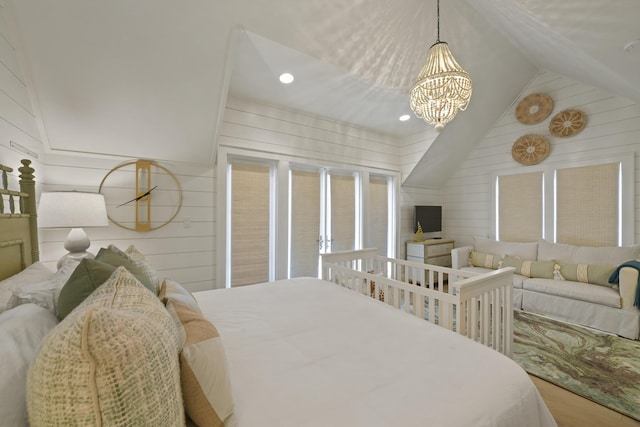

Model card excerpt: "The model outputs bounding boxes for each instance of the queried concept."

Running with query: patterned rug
[512,310,640,421]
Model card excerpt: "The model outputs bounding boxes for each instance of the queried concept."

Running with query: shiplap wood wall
[0,0,45,215]
[442,70,640,247]
[219,96,441,268]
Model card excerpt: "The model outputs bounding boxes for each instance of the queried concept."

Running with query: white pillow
[0,303,59,427]
[7,259,80,313]
[0,263,53,313]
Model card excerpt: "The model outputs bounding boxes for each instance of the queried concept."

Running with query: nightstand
[406,239,455,267]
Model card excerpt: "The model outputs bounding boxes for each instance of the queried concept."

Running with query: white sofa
[452,237,640,339]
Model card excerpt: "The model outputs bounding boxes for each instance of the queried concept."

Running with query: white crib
[321,248,515,357]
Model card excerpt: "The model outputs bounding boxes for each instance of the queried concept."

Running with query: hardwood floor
[530,375,640,427]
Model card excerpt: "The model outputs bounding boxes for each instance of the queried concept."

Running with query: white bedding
[195,277,556,427]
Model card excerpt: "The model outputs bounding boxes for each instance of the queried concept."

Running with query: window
[497,172,543,242]
[228,161,272,286]
[555,163,618,246]
[369,174,391,255]
[494,158,631,246]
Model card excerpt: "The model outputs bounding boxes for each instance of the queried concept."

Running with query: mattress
[195,277,556,427]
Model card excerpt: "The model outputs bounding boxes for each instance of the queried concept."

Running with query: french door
[289,168,359,277]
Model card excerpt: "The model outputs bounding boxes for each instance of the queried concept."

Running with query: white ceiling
[8,0,640,187]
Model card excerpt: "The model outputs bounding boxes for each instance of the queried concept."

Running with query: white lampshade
[38,191,109,268]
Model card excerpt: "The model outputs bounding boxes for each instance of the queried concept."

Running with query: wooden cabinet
[406,239,455,267]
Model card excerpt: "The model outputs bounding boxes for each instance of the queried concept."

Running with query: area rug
[512,311,640,421]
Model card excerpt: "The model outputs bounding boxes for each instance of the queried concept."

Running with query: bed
[0,158,557,427]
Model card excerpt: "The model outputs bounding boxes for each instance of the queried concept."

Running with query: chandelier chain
[436,0,440,43]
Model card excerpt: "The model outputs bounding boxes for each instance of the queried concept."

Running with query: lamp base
[57,228,95,269]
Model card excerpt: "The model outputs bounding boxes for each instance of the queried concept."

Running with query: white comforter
[195,277,556,427]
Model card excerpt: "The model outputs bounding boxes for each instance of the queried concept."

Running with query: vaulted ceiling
[9,0,640,188]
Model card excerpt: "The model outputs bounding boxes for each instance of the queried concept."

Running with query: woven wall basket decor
[549,108,587,137]
[515,93,553,125]
[512,134,550,166]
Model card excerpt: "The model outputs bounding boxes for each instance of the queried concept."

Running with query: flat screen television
[413,205,442,233]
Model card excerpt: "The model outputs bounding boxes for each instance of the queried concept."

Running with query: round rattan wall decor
[512,134,550,166]
[515,93,553,125]
[549,108,586,137]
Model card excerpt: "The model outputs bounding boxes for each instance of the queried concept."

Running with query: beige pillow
[474,237,538,260]
[554,262,616,287]
[160,279,202,314]
[74,266,184,352]
[503,255,555,279]
[27,306,184,426]
[166,299,235,427]
[469,252,502,269]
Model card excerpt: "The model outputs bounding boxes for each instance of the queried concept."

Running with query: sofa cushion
[523,278,621,308]
[554,262,616,287]
[470,252,502,269]
[537,239,640,266]
[503,255,555,279]
[474,237,538,260]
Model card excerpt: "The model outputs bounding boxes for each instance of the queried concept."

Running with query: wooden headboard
[0,159,39,281]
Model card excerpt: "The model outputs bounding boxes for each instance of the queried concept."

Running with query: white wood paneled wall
[39,154,215,291]
[218,96,439,283]
[0,0,45,213]
[442,70,640,247]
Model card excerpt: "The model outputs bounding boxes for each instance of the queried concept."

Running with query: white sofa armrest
[619,266,639,309]
[451,246,473,270]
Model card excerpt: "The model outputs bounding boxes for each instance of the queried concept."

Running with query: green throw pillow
[555,262,616,287]
[56,258,116,320]
[503,255,555,279]
[470,251,502,269]
[95,246,156,294]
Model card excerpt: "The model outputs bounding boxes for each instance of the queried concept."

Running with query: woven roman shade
[290,169,321,277]
[556,163,618,246]
[369,175,389,256]
[498,172,543,242]
[329,173,356,252]
[230,162,270,286]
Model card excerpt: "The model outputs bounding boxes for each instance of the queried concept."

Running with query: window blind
[329,173,355,252]
[556,163,618,246]
[369,175,389,255]
[230,162,270,286]
[290,169,321,277]
[498,172,543,242]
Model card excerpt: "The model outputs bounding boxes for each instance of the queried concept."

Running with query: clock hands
[116,185,158,208]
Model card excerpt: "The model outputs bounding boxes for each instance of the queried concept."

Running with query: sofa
[452,237,640,339]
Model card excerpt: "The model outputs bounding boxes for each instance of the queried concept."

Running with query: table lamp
[38,191,109,268]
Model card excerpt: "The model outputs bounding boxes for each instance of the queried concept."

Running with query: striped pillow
[166,299,235,427]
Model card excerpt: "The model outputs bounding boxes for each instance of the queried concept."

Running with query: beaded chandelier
[409,0,472,131]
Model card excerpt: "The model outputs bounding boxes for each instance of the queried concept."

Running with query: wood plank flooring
[530,375,640,427]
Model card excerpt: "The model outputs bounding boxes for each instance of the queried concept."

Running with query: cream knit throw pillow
[27,267,185,426]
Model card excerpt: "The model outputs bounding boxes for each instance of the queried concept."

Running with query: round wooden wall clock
[99,159,182,231]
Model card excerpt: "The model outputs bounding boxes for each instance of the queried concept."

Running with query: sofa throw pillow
[503,255,555,279]
[538,239,640,266]
[27,306,184,427]
[554,262,617,287]
[469,252,502,269]
[95,246,157,294]
[165,299,235,427]
[56,258,117,320]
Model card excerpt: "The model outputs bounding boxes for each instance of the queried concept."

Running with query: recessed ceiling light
[279,73,294,84]
[399,114,411,121]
